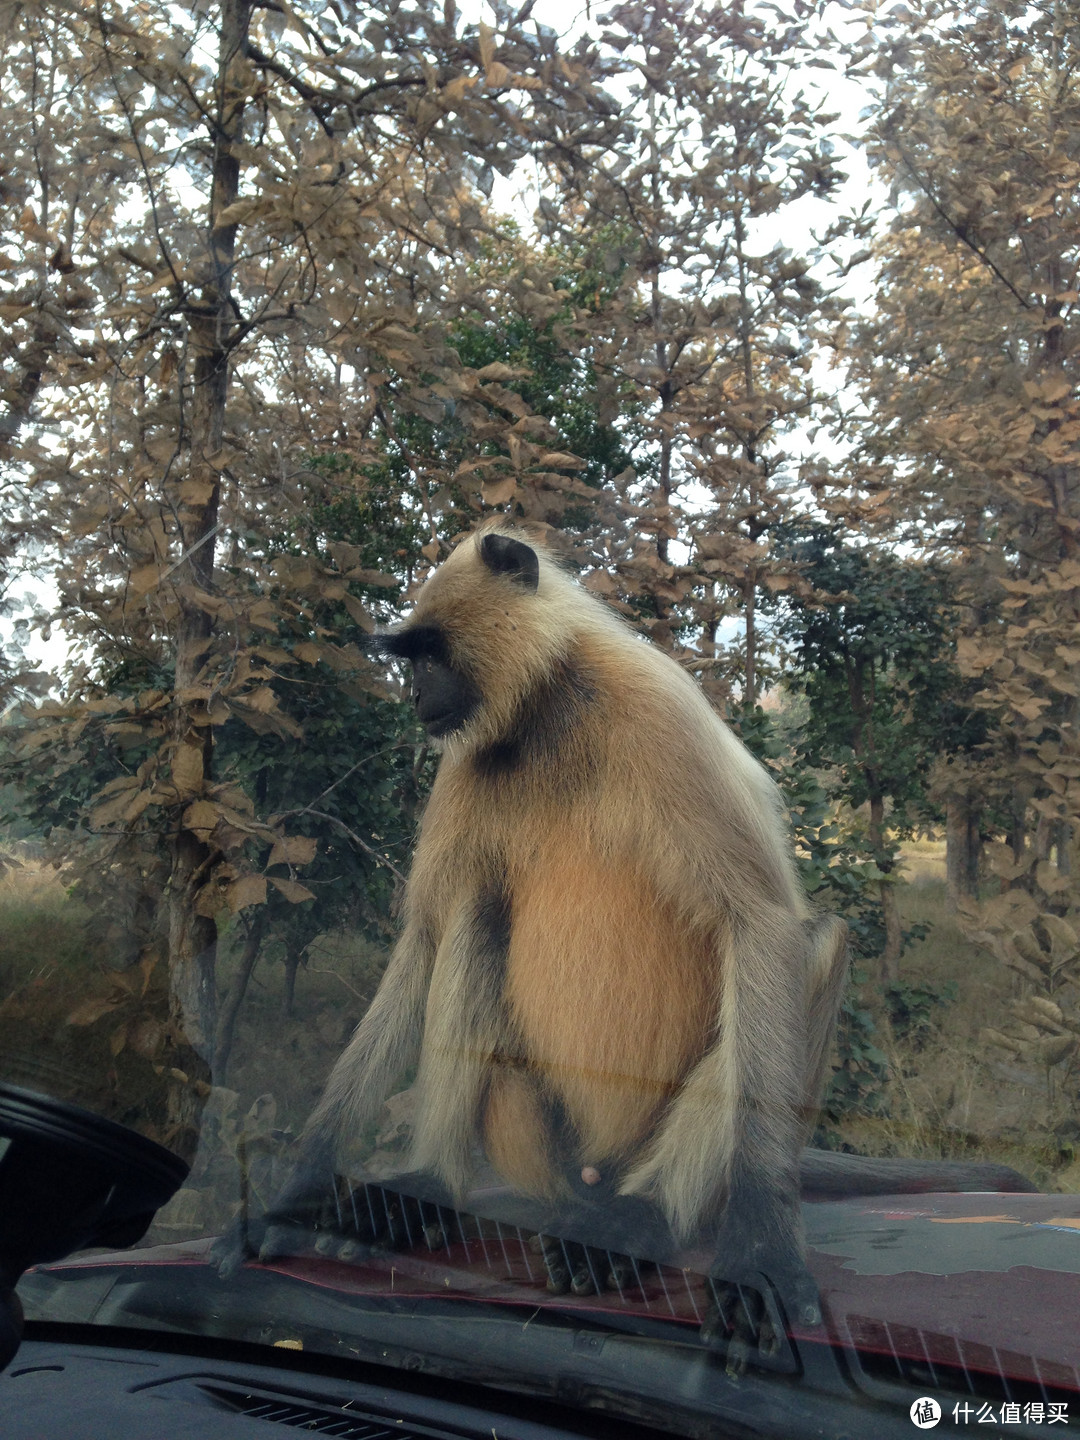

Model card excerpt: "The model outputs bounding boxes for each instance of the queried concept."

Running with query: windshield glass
[3,0,1080,1436]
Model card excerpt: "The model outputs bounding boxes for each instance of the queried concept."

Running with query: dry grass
[2,840,1074,1200]
[218,926,388,1137]
[893,833,949,887]
[832,838,1074,1191]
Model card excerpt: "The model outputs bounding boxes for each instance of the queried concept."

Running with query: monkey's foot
[531,1192,675,1297]
[212,1173,452,1278]
[703,1247,823,1376]
[535,1234,655,1297]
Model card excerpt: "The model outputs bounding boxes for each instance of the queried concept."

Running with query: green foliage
[231,456,433,948]
[0,458,432,998]
[451,303,635,506]
[734,704,897,1130]
[760,523,989,974]
[732,703,889,956]
[770,522,977,818]
[382,226,640,532]
[818,975,892,1141]
[885,978,958,1052]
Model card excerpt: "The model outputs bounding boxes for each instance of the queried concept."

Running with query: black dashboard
[3,1330,686,1440]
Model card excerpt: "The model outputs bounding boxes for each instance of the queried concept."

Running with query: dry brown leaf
[171,742,204,798]
[130,564,161,595]
[341,592,375,631]
[269,875,316,904]
[481,476,517,506]
[183,799,221,838]
[225,873,267,914]
[67,996,122,1027]
[268,835,317,868]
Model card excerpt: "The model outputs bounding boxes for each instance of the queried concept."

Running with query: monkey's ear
[479,533,539,592]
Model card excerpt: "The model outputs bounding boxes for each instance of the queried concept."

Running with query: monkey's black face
[380,624,481,738]
[409,655,480,737]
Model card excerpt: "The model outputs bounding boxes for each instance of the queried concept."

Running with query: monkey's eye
[379,624,449,664]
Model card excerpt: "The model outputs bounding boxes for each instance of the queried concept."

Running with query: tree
[773,524,964,980]
[527,0,848,696]
[0,0,622,1140]
[848,0,1080,974]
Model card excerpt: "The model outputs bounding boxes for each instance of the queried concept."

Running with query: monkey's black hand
[536,1233,656,1296]
[536,1192,675,1297]
[213,1169,452,1278]
[212,1160,341,1278]
[702,1209,823,1375]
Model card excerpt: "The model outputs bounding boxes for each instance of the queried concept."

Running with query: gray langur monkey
[220,520,853,1324]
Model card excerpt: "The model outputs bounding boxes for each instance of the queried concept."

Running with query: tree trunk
[744,576,757,706]
[733,208,760,708]
[165,0,252,1099]
[869,792,902,983]
[214,911,266,1079]
[1008,801,1028,879]
[879,879,903,985]
[946,793,981,911]
[965,805,982,897]
[283,946,301,1018]
[1054,820,1072,878]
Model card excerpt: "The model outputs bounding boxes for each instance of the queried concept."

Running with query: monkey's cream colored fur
[306,522,847,1247]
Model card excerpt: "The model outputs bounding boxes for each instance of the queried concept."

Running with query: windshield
[2,0,1080,1437]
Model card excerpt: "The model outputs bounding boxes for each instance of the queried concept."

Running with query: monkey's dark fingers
[536,1237,648,1297]
[318,1183,463,1261]
[538,1235,580,1294]
[354,1185,428,1252]
[569,1244,612,1296]
[256,1188,391,1264]
[327,1173,456,1257]
[259,1218,320,1264]
[701,1251,824,1372]
[726,1252,822,1331]
[778,1264,823,1330]
[537,1236,602,1294]
[211,1216,258,1280]
[262,1173,367,1262]
[703,1278,772,1376]
[604,1252,651,1292]
[213,1169,368,1273]
[213,1192,337,1273]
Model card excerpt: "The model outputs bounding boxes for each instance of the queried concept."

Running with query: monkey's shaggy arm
[214,912,437,1277]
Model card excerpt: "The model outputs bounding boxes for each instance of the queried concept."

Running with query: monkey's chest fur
[507,833,714,1165]
[417,762,715,1190]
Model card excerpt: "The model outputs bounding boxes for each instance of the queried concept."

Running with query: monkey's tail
[800,1148,1037,1197]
